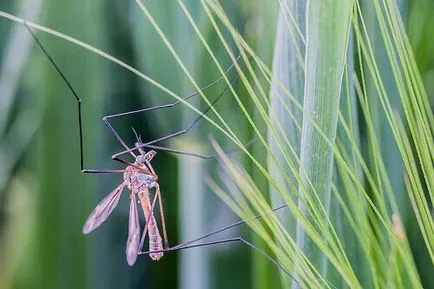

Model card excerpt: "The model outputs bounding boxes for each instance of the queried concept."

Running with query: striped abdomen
[138,189,163,261]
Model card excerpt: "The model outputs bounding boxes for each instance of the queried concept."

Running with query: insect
[23,22,254,265]
[82,135,167,265]
[19,19,311,286]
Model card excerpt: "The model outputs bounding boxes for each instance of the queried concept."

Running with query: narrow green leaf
[294,0,352,287]
[268,0,305,288]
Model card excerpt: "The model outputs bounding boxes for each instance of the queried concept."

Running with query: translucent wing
[126,192,140,266]
[82,182,126,234]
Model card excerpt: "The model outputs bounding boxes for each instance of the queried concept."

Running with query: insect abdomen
[138,189,163,261]
[148,216,164,260]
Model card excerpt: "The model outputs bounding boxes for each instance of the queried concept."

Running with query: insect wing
[126,192,141,266]
[82,182,126,234]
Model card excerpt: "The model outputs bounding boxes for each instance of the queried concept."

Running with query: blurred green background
[0,0,433,289]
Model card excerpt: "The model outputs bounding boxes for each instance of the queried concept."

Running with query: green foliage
[0,0,433,288]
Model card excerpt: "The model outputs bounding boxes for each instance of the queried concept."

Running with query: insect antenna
[131,127,142,143]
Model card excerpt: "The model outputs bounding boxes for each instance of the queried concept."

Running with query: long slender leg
[27,22,251,170]
[102,55,240,163]
[24,23,137,174]
[139,235,336,289]
[139,236,301,286]
[102,70,234,161]
[137,204,289,268]
[112,71,239,160]
[83,169,138,174]
[136,204,342,289]
[137,202,334,288]
[171,204,288,250]
[26,23,243,174]
[102,54,239,125]
[132,137,259,160]
[111,76,263,161]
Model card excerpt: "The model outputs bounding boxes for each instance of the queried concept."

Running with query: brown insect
[82,137,168,265]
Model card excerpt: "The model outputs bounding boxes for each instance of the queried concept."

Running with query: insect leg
[138,202,336,288]
[102,55,239,158]
[111,74,261,160]
[111,61,241,160]
[25,23,248,169]
[23,23,138,174]
[138,204,289,268]
[124,139,259,160]
[140,236,300,285]
[171,204,288,250]
[141,236,339,289]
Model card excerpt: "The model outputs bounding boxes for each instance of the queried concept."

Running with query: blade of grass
[293,0,352,287]
[267,0,305,288]
[353,0,430,286]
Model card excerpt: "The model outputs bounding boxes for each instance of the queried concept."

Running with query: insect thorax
[123,162,155,190]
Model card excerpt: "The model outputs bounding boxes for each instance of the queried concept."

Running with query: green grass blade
[332,31,372,287]
[293,0,352,287]
[268,0,305,287]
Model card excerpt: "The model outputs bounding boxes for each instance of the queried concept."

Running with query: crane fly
[16,19,316,287]
[82,137,168,265]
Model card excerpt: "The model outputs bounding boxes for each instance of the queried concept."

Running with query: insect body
[83,142,168,266]
[123,147,164,262]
